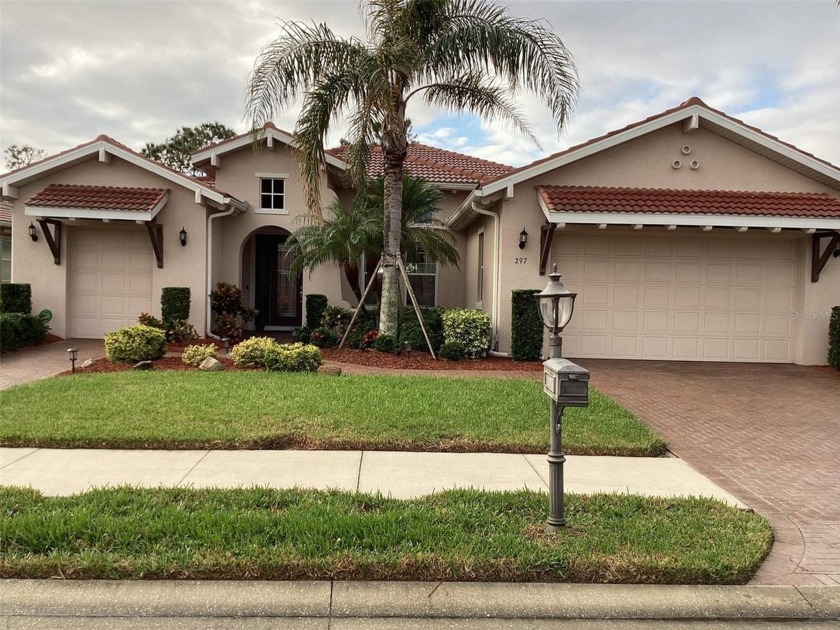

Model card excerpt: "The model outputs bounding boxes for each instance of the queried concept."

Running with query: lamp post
[222,337,232,354]
[67,348,78,374]
[535,264,577,531]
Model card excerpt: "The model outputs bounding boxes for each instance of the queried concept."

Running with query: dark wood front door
[255,234,302,327]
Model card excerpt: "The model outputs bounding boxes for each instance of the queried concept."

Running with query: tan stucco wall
[483,122,840,360]
[9,155,209,337]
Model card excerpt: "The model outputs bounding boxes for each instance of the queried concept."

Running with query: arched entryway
[241,227,302,329]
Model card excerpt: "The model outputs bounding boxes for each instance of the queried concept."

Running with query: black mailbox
[543,358,589,407]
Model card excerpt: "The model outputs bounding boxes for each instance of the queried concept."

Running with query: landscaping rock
[133,361,154,370]
[81,358,95,368]
[317,364,342,376]
[199,357,225,372]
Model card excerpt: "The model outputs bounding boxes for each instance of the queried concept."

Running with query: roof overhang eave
[544,210,840,231]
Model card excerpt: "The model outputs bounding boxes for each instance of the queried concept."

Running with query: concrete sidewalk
[1,447,743,505]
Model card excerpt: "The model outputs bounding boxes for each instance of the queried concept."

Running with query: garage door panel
[69,229,153,339]
[552,233,799,362]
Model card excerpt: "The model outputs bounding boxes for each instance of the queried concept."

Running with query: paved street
[579,360,840,587]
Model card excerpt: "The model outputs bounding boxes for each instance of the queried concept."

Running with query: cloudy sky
[1,0,839,170]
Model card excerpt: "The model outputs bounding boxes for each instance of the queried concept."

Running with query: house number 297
[514,257,527,264]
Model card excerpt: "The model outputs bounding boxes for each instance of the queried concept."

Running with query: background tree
[4,144,46,170]
[287,175,459,306]
[246,0,578,337]
[142,122,236,175]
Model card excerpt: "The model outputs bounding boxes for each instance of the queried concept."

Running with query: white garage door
[552,232,800,362]
[69,229,153,338]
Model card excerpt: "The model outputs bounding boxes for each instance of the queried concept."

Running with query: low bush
[264,343,323,372]
[372,333,396,353]
[0,313,48,353]
[401,306,444,351]
[439,340,466,361]
[230,337,279,368]
[829,306,840,369]
[210,282,254,342]
[442,308,491,359]
[0,283,32,314]
[166,320,198,344]
[399,323,431,353]
[309,327,338,348]
[138,311,164,329]
[511,290,543,361]
[104,325,166,363]
[305,294,329,329]
[161,287,191,324]
[293,326,312,344]
[322,305,352,334]
[181,344,219,367]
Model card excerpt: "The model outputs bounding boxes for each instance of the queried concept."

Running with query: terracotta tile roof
[26,184,169,212]
[0,201,11,224]
[484,97,840,187]
[326,143,513,185]
[537,186,840,219]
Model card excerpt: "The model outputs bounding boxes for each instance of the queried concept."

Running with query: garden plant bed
[0,486,772,584]
[321,348,543,371]
[0,372,666,455]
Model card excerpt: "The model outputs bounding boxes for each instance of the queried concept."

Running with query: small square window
[259,178,285,211]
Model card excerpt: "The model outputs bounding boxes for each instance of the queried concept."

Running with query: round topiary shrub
[230,336,280,368]
[181,343,219,367]
[442,308,491,359]
[104,324,166,363]
[264,343,324,372]
[439,340,466,361]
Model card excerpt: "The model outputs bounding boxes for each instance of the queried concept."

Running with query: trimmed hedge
[0,313,48,353]
[104,325,166,363]
[510,290,543,361]
[442,308,491,359]
[161,287,190,323]
[230,337,278,368]
[264,343,323,372]
[0,283,32,314]
[181,344,219,367]
[829,306,840,370]
[305,294,329,329]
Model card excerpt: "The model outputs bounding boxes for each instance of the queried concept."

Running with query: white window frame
[476,227,485,306]
[256,173,289,215]
[359,251,439,308]
[404,248,438,308]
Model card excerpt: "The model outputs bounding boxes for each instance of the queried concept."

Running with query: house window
[259,178,285,212]
[477,229,485,303]
[405,248,436,308]
[0,227,11,284]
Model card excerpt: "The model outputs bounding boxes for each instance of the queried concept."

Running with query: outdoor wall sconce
[519,228,528,249]
[179,227,188,247]
[28,222,38,242]
[67,348,78,374]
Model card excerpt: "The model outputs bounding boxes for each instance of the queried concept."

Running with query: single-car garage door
[553,231,800,362]
[69,228,153,338]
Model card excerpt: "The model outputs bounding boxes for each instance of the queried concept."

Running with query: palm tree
[246,0,578,337]
[287,174,459,307]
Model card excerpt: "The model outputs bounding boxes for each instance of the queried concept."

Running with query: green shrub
[264,343,324,372]
[305,294,329,329]
[138,311,164,329]
[401,306,444,351]
[309,327,338,348]
[372,333,396,353]
[399,323,431,353]
[322,305,352,333]
[210,282,255,341]
[166,320,198,343]
[0,283,32,314]
[439,340,466,361]
[181,344,219,367]
[510,290,543,361]
[230,337,279,368]
[829,306,840,370]
[293,326,312,344]
[161,287,191,323]
[442,308,491,359]
[0,313,48,353]
[104,325,166,363]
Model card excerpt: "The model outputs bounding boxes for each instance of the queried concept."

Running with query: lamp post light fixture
[222,337,232,354]
[28,222,39,242]
[535,264,582,532]
[179,227,188,247]
[519,228,528,249]
[67,348,78,374]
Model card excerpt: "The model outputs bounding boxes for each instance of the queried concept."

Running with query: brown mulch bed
[320,348,542,371]
[61,356,250,376]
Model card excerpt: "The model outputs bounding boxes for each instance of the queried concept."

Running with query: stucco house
[1,97,838,364]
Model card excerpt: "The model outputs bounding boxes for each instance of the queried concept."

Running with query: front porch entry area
[241,228,302,330]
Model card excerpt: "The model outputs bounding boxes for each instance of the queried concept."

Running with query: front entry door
[255,234,302,327]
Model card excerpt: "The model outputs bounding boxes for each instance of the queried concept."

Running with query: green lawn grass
[0,372,665,455]
[0,486,771,584]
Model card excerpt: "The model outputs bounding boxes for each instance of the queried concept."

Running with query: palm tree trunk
[379,116,408,339]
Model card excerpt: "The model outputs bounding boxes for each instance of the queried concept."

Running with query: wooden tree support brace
[340,258,381,350]
[811,230,839,283]
[36,219,62,265]
[539,223,556,276]
[146,221,164,269]
[397,256,437,359]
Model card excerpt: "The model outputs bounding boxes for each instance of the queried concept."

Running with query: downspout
[471,201,502,352]
[206,206,237,340]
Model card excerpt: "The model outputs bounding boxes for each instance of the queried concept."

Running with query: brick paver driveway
[0,339,105,390]
[579,359,840,586]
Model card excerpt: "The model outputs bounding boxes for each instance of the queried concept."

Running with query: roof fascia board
[25,205,155,221]
[546,211,840,231]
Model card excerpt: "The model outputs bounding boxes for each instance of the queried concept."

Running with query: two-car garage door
[69,229,153,338]
[553,232,800,362]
